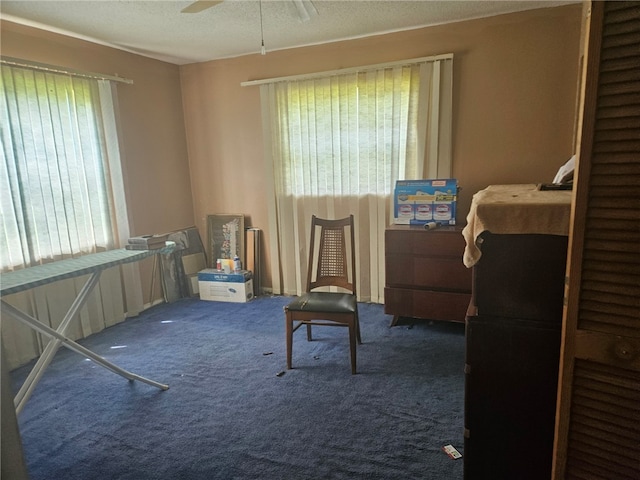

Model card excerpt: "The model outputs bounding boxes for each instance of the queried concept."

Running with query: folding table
[1,243,175,414]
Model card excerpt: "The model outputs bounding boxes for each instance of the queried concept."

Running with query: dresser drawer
[385,227,465,257]
[472,232,568,322]
[384,287,470,323]
[386,255,471,291]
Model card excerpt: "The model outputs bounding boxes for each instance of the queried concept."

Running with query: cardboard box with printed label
[198,269,254,303]
[394,179,458,226]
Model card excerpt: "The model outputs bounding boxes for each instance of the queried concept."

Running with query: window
[259,56,453,301]
[1,65,117,271]
[0,62,144,370]
[277,68,419,197]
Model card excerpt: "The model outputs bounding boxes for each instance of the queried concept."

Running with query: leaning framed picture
[206,214,244,268]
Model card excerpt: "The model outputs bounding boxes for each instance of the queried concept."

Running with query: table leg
[12,271,102,413]
[2,300,169,415]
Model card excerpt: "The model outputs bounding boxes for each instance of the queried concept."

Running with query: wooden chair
[285,215,362,374]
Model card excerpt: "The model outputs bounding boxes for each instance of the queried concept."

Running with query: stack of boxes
[197,228,260,303]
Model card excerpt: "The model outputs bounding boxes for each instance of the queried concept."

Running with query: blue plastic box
[393,179,458,226]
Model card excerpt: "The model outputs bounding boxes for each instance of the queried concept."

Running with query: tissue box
[198,269,254,303]
[394,179,458,226]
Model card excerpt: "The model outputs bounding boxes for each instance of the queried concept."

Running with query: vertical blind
[1,65,114,270]
[259,56,453,302]
[0,62,143,369]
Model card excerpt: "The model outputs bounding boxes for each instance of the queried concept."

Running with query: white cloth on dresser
[462,184,572,267]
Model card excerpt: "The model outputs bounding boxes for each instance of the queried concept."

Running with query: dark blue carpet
[11,295,465,479]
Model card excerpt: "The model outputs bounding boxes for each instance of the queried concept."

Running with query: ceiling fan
[181,1,223,14]
[181,0,318,22]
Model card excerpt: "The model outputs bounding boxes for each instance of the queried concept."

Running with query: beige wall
[1,20,194,303]
[1,5,582,294]
[180,4,582,290]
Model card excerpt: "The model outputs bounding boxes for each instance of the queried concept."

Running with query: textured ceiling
[1,0,577,65]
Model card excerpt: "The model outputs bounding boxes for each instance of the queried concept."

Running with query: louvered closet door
[552,2,640,479]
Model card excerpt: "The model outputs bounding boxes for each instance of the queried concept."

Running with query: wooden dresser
[461,184,572,480]
[384,225,471,326]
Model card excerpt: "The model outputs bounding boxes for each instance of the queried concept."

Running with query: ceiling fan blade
[292,0,317,22]
[181,0,223,14]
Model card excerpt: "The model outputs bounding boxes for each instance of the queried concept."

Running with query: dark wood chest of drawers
[384,225,472,326]
[464,232,568,480]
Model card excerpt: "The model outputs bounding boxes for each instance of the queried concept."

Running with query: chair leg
[355,312,362,344]
[348,320,357,374]
[286,312,293,370]
[306,324,312,341]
